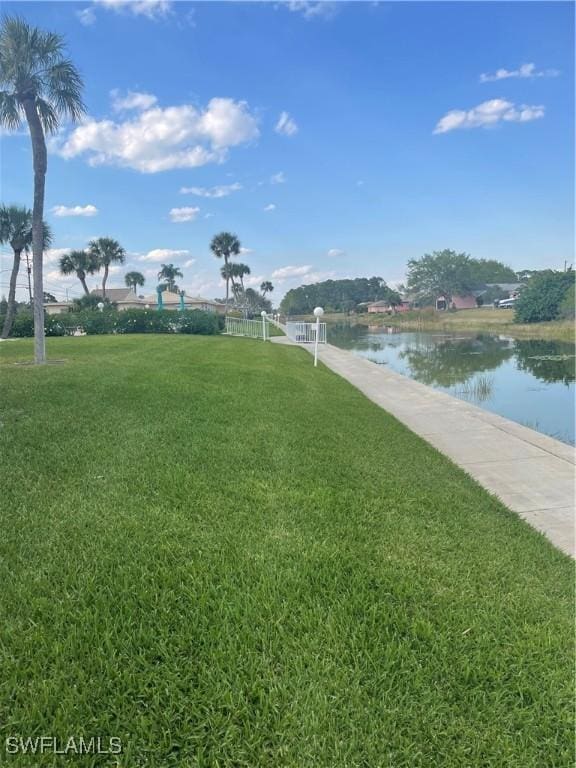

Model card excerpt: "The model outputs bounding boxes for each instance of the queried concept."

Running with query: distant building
[435,283,525,311]
[44,288,226,315]
[367,298,413,314]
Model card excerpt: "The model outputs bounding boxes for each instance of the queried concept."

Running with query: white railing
[224,316,269,340]
[285,321,327,344]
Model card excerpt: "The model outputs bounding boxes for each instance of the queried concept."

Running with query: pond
[327,323,575,445]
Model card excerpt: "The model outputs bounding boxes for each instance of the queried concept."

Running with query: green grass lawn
[0,335,573,767]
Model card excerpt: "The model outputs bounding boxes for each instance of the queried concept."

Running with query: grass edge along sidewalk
[0,335,573,768]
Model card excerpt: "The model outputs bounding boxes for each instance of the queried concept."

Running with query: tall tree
[157,263,183,293]
[59,250,97,295]
[88,237,126,299]
[406,250,473,308]
[210,232,240,307]
[124,271,145,294]
[260,281,274,297]
[220,263,237,294]
[0,205,51,338]
[0,16,84,363]
[232,262,251,292]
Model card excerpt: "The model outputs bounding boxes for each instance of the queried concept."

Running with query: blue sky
[2,0,574,302]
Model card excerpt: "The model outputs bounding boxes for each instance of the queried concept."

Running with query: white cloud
[282,2,337,20]
[327,248,345,258]
[183,259,195,268]
[240,247,253,255]
[76,7,96,25]
[55,96,259,173]
[44,248,74,264]
[94,0,173,20]
[270,171,286,184]
[111,90,158,112]
[272,265,312,281]
[138,248,191,262]
[275,111,298,137]
[51,204,99,217]
[244,274,265,288]
[480,63,560,83]
[434,99,545,134]
[263,203,276,212]
[169,207,200,223]
[179,182,242,197]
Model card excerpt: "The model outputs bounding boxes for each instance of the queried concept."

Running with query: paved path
[272,335,575,557]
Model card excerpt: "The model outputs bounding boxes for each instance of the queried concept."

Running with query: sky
[1,0,574,303]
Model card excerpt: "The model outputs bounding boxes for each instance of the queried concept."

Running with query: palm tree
[157,263,183,293]
[260,281,274,297]
[232,263,251,292]
[0,205,51,338]
[0,16,85,363]
[210,232,240,307]
[124,271,145,295]
[88,237,126,299]
[220,263,237,294]
[59,250,98,295]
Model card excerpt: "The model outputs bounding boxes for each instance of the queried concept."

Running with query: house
[435,283,525,311]
[367,298,413,314]
[141,291,226,314]
[435,293,478,311]
[44,288,226,315]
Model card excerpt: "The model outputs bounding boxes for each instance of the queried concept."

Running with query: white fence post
[313,306,324,367]
[261,311,267,341]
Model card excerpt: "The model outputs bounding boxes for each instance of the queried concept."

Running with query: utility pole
[25,252,32,303]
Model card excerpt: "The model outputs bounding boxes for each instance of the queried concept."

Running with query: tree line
[280,277,401,315]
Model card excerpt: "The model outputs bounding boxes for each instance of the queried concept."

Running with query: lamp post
[97,302,104,313]
[313,306,324,367]
[261,310,267,341]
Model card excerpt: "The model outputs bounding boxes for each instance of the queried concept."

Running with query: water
[328,323,575,445]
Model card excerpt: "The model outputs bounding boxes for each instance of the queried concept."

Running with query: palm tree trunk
[79,274,90,295]
[1,248,22,339]
[102,264,109,299]
[23,99,47,364]
[224,256,229,307]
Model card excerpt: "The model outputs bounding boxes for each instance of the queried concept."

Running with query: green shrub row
[3,308,224,338]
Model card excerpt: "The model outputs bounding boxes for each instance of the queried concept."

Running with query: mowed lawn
[0,335,573,767]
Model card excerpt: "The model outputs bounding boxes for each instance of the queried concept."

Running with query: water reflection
[328,323,575,444]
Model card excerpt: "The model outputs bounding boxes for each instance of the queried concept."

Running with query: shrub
[557,283,575,320]
[2,308,223,338]
[514,270,575,324]
[9,312,34,337]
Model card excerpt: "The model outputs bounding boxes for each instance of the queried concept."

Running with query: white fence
[224,316,269,340]
[285,321,327,344]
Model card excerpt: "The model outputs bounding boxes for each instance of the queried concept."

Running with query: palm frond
[0,90,22,130]
[35,97,58,133]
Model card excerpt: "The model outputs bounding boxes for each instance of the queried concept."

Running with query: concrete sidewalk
[272,335,575,557]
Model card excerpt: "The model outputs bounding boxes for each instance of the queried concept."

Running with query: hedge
[2,309,224,338]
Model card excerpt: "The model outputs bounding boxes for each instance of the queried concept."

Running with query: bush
[557,283,575,320]
[514,270,575,324]
[9,312,34,337]
[2,308,224,338]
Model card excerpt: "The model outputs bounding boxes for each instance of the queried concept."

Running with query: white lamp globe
[313,306,324,317]
[145,304,150,309]
[261,310,267,317]
[97,302,104,310]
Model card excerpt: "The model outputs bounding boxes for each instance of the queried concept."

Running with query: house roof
[142,291,224,306]
[91,288,134,301]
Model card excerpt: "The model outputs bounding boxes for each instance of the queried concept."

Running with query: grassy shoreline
[1,335,573,766]
[292,308,574,341]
